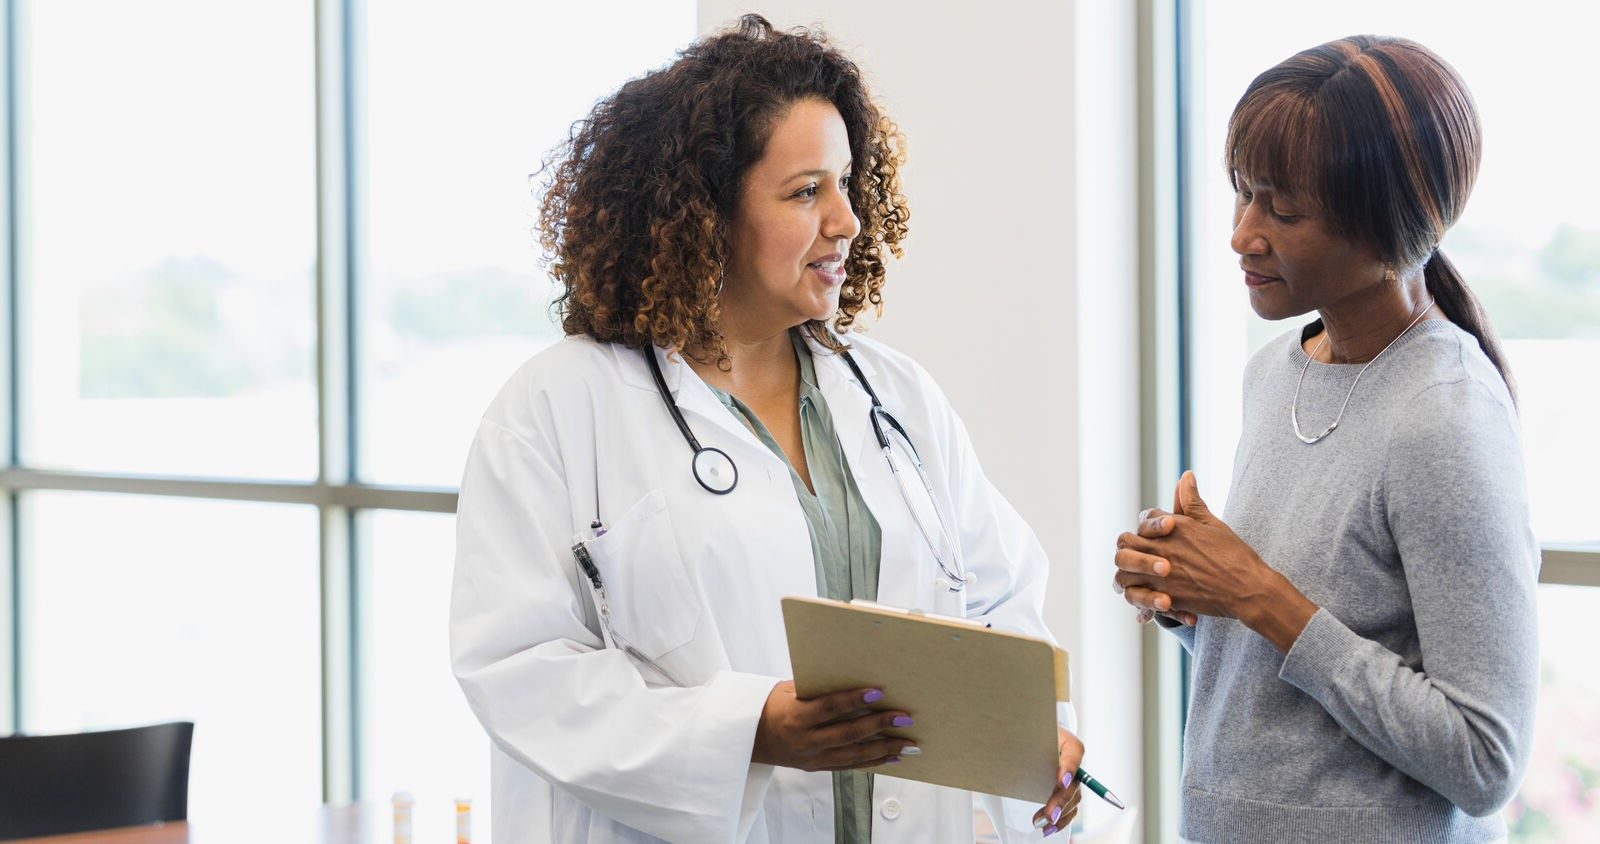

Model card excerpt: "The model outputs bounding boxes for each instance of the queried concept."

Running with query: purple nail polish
[1050,805,1062,823]
[1062,772,1074,789]
[1042,825,1057,837]
[884,757,901,765]
[891,715,913,727]
[863,689,884,704]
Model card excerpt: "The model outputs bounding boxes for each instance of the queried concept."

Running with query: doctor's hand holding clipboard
[451,14,1087,844]
[750,678,1087,835]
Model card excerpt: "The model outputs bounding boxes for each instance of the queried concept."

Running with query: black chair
[0,721,194,839]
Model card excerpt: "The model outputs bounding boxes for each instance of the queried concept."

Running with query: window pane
[21,0,316,479]
[359,1,694,486]
[362,510,487,833]
[1190,2,1600,548]
[21,492,321,828]
[1505,584,1600,839]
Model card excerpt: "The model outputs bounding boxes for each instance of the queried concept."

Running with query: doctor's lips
[806,252,846,284]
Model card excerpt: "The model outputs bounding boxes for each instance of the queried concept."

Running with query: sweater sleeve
[1155,614,1197,652]
[1277,377,1540,817]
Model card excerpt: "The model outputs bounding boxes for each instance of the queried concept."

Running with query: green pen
[1074,768,1126,810]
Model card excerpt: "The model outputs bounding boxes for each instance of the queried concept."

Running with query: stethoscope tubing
[640,342,967,590]
[645,344,739,494]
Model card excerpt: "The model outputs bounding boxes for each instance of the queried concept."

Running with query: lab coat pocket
[583,489,702,662]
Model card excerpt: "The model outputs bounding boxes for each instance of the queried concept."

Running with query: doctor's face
[724,98,862,330]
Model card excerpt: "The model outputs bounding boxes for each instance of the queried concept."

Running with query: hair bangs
[1225,85,1325,206]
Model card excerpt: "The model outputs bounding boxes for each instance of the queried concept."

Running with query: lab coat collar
[607,330,878,393]
[606,332,880,466]
[609,342,773,459]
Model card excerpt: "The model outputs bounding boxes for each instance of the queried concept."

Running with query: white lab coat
[451,332,1074,844]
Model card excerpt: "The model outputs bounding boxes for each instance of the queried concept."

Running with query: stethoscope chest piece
[640,340,968,587]
[692,446,738,495]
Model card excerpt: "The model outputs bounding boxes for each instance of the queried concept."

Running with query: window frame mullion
[315,0,358,805]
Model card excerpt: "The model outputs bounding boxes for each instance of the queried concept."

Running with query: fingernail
[1062,772,1074,789]
[899,745,921,756]
[1159,517,1170,530]
[1042,825,1058,837]
[1138,509,1152,521]
[891,715,913,727]
[1050,805,1062,823]
[863,689,884,703]
[884,757,901,765]
[1033,816,1048,830]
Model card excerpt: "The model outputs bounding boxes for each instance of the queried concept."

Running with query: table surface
[6,804,381,844]
[8,804,1008,844]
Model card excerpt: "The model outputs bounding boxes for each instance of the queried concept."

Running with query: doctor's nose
[823,190,861,243]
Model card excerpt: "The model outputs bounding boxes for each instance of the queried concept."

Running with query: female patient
[1115,36,1538,844]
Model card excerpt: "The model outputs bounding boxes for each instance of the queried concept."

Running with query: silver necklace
[1291,300,1433,444]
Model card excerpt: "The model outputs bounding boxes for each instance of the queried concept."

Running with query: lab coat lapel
[618,345,776,463]
[810,343,928,610]
[809,344,874,474]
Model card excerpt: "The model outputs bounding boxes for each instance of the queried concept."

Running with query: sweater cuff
[1278,607,1360,696]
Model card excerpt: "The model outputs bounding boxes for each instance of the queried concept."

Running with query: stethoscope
[642,342,972,592]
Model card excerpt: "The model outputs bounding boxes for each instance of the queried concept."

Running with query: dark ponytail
[1424,250,1516,402]
[1227,36,1515,402]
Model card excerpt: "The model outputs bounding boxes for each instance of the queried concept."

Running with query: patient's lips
[1242,267,1281,287]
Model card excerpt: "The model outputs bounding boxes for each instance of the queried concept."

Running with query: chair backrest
[0,721,194,839]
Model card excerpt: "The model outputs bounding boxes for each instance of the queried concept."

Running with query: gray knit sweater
[1166,320,1539,844]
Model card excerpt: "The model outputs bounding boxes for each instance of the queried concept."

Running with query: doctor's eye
[793,183,819,199]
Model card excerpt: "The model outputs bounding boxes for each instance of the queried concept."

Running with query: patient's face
[1229,172,1388,321]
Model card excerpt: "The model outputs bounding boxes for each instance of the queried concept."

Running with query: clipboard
[782,596,1069,803]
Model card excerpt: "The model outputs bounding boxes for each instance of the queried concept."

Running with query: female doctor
[452,16,1084,843]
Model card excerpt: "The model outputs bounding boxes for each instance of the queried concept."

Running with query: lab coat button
[880,797,901,820]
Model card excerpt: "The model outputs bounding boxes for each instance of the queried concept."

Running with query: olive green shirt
[706,331,883,843]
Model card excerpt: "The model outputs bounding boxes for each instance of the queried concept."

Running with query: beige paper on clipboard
[782,596,1070,803]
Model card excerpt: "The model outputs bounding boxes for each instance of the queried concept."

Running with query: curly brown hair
[536,14,909,366]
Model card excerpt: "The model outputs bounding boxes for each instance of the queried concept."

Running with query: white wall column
[695,2,1144,837]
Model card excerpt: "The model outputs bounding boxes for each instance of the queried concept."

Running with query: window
[21,493,321,828]
[360,2,691,486]
[1,0,696,820]
[360,510,488,821]
[20,0,318,480]
[1182,3,1600,840]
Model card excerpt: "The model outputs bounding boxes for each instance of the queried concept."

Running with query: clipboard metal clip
[848,599,992,628]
